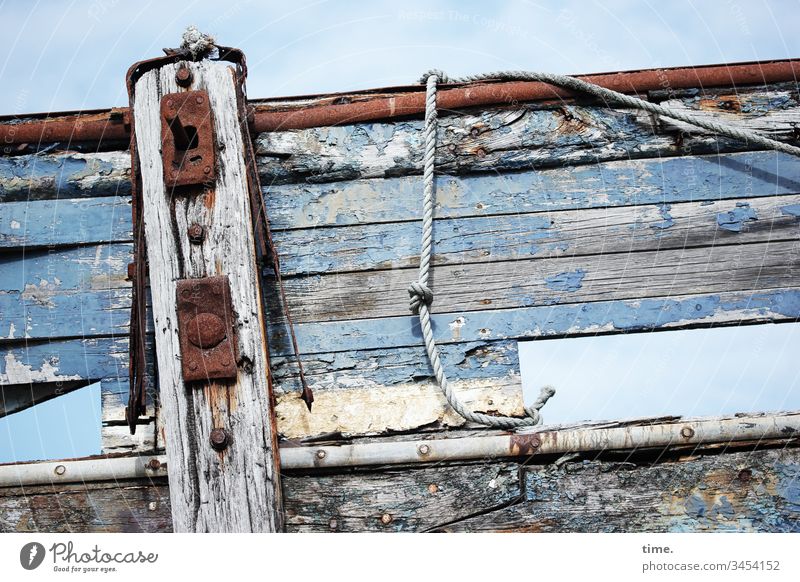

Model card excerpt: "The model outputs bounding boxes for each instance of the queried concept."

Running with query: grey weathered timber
[278,240,800,323]
[286,446,800,532]
[0,479,172,533]
[132,60,283,532]
[256,86,800,185]
[441,447,800,532]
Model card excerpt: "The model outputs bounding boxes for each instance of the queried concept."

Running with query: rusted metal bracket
[176,276,239,382]
[161,90,216,189]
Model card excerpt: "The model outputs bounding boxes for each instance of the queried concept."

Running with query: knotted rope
[410,68,800,429]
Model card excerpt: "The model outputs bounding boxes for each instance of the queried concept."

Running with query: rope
[419,69,800,157]
[409,69,800,430]
[408,74,555,429]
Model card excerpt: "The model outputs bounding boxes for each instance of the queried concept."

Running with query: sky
[1,0,799,461]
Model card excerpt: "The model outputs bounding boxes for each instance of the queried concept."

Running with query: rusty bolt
[680,426,695,439]
[328,517,338,530]
[380,513,393,525]
[475,147,487,158]
[196,95,204,105]
[316,449,327,460]
[187,223,205,244]
[54,464,66,476]
[203,165,212,175]
[148,458,161,471]
[427,483,439,494]
[166,99,175,110]
[210,428,230,451]
[176,65,193,87]
[470,127,480,138]
[417,443,431,456]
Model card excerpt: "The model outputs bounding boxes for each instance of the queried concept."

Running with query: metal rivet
[210,428,230,451]
[196,95,204,104]
[188,223,205,244]
[176,65,193,88]
[328,517,338,530]
[166,99,175,110]
[203,165,212,174]
[188,361,198,371]
[380,513,393,525]
[428,483,438,494]
[54,464,66,476]
[417,443,431,456]
[148,458,161,471]
[680,426,695,439]
[316,449,327,460]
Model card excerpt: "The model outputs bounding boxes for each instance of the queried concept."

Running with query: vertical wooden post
[131,58,283,532]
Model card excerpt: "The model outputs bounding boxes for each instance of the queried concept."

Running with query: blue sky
[1,0,799,461]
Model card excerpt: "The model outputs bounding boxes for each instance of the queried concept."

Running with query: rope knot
[181,25,216,58]
[408,282,433,314]
[419,69,450,84]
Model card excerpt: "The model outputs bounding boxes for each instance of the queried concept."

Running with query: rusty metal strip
[3,58,799,148]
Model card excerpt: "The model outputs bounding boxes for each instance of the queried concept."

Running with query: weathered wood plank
[273,194,800,275]
[0,244,130,294]
[257,86,800,185]
[8,149,796,248]
[0,196,131,248]
[279,240,800,323]
[0,479,171,533]
[282,462,522,532]
[0,151,130,202]
[265,150,800,230]
[3,87,797,206]
[271,287,800,355]
[2,446,796,533]
[440,447,800,532]
[133,60,283,532]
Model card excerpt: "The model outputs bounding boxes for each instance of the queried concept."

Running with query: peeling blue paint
[651,204,675,230]
[267,288,800,356]
[266,150,800,229]
[545,269,586,292]
[717,203,758,232]
[780,204,800,218]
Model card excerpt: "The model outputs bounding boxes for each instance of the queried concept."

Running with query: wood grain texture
[440,447,800,532]
[282,462,522,532]
[133,60,282,532]
[256,86,800,185]
[0,479,171,533]
[278,240,800,323]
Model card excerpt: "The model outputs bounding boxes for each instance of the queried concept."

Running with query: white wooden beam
[132,59,283,532]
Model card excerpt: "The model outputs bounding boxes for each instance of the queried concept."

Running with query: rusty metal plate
[176,276,238,382]
[160,90,216,189]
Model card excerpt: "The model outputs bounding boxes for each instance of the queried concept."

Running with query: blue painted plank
[0,289,131,340]
[265,151,800,229]
[0,196,131,248]
[0,152,130,203]
[0,244,131,293]
[271,339,521,395]
[0,337,129,385]
[267,288,800,356]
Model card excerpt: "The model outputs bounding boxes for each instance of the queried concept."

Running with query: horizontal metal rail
[2,58,799,147]
[1,412,797,487]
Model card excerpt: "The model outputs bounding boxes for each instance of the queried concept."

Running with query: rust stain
[3,59,800,144]
[699,95,742,113]
[509,433,542,456]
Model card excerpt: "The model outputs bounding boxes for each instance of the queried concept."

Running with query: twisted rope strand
[409,69,800,429]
